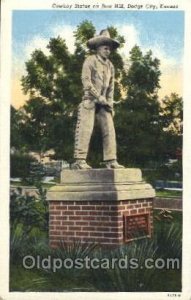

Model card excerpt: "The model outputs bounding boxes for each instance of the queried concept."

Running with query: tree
[160,93,183,135]
[159,93,183,160]
[14,24,182,168]
[19,21,126,164]
[115,46,165,167]
[11,105,25,150]
[21,36,78,159]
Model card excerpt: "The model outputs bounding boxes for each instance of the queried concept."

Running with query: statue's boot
[101,159,125,169]
[71,160,92,169]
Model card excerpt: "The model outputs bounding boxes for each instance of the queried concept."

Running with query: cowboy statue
[72,29,124,169]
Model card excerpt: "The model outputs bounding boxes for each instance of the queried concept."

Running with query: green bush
[142,161,182,186]
[10,153,37,180]
[10,186,48,236]
[10,225,182,292]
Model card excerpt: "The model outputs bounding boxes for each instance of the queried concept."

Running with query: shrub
[10,152,37,180]
[10,186,48,236]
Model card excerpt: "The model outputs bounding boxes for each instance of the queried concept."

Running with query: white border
[1,0,191,299]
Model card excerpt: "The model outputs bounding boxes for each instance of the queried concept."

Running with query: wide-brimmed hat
[87,29,120,50]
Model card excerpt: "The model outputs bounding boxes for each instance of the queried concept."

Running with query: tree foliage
[10,186,48,236]
[116,46,165,166]
[12,21,182,168]
[161,93,183,135]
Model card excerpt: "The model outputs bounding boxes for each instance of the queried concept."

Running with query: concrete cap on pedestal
[60,168,142,184]
[47,168,155,202]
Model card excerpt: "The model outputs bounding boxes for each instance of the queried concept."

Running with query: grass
[10,265,95,292]
[11,181,55,188]
[10,210,182,292]
[156,189,182,198]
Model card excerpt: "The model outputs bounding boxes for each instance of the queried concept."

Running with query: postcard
[1,0,191,299]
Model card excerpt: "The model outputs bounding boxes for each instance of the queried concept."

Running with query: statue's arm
[81,57,100,100]
[106,64,115,109]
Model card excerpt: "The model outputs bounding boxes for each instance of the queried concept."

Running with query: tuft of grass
[156,189,182,198]
[10,211,182,292]
[87,238,158,292]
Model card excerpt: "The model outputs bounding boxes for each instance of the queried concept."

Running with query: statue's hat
[87,29,120,50]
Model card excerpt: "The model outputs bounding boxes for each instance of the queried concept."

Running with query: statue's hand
[98,95,108,106]
[97,97,114,116]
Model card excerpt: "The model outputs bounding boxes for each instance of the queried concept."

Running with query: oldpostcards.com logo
[23,255,180,273]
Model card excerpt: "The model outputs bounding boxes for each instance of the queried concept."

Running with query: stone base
[47,168,155,247]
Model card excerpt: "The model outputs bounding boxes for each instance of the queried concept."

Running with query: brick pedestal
[47,169,155,247]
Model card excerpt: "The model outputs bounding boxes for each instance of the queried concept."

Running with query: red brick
[68,226,81,231]
[62,226,68,234]
[82,226,95,231]
[49,205,56,211]
[89,211,102,216]
[127,205,134,209]
[62,211,74,215]
[118,205,125,211]
[62,221,74,225]
[63,216,69,220]
[76,221,89,226]
[68,205,81,210]
[110,227,118,232]
[96,227,110,232]
[89,221,102,226]
[82,216,96,220]
[123,211,130,216]
[103,232,120,238]
[62,228,69,232]
[76,211,89,215]
[103,211,119,216]
[56,216,68,221]
[76,232,89,237]
[50,221,61,226]
[63,231,75,236]
[49,225,55,230]
[110,227,120,232]
[69,216,82,221]
[60,204,68,209]
[55,205,66,210]
[91,232,104,237]
[55,226,68,231]
[106,221,118,227]
[96,216,110,221]
[134,204,142,208]
[50,230,61,235]
[95,205,110,211]
[115,222,123,227]
[51,211,61,215]
[77,201,88,205]
[81,205,95,210]
[49,198,154,247]
[112,216,123,221]
[60,201,74,205]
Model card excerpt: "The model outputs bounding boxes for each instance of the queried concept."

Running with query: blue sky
[12,10,184,107]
